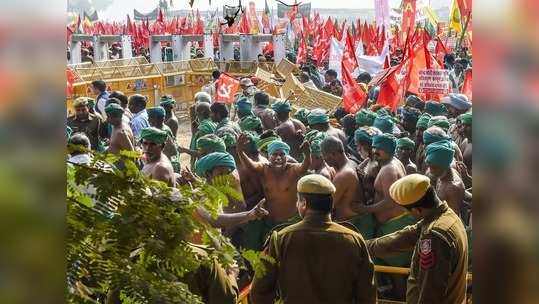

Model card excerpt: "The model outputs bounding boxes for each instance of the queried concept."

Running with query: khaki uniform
[367,202,468,304]
[67,113,103,150]
[251,213,377,304]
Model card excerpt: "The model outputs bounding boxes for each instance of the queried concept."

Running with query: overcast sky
[97,0,449,21]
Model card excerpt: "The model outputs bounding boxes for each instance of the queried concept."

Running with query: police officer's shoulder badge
[419,238,435,270]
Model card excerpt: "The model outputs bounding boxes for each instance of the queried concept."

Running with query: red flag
[66,26,73,44]
[157,9,164,23]
[342,30,358,72]
[401,0,416,38]
[287,5,298,21]
[324,17,335,38]
[66,68,76,97]
[461,69,472,100]
[127,15,134,35]
[194,9,204,34]
[239,11,251,34]
[377,59,410,112]
[434,37,447,66]
[341,61,366,113]
[376,25,386,54]
[296,35,307,65]
[302,15,311,34]
[215,74,241,104]
[456,0,472,18]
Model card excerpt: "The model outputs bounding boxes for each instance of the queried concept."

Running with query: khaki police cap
[389,174,431,206]
[297,174,336,195]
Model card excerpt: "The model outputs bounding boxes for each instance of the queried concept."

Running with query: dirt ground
[173,107,194,168]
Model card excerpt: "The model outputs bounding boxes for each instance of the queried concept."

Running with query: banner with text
[418,69,451,94]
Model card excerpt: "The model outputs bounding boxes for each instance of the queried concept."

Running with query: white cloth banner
[356,41,389,75]
[375,0,391,37]
[329,37,344,80]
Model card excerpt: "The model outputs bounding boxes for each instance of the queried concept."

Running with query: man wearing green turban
[236,132,311,250]
[239,115,263,133]
[360,132,417,270]
[303,130,333,181]
[215,127,239,150]
[355,109,377,128]
[427,116,450,132]
[273,100,307,161]
[423,127,451,146]
[160,95,179,138]
[308,108,348,149]
[236,97,254,119]
[105,103,135,155]
[414,113,432,172]
[196,134,227,156]
[425,139,465,214]
[140,127,176,187]
[396,137,417,175]
[458,111,472,173]
[424,101,448,116]
[195,152,237,178]
[183,102,217,169]
[147,106,177,159]
[293,108,310,125]
[400,107,421,134]
[373,115,395,134]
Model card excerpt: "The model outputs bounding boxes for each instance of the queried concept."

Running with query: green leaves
[67,151,239,303]
[241,249,276,279]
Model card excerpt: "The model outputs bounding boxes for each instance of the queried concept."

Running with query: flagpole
[456,13,471,51]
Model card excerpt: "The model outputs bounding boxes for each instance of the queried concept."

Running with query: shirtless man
[140,127,176,187]
[396,137,417,175]
[272,100,306,161]
[356,133,416,298]
[306,133,335,181]
[354,127,382,206]
[307,108,348,147]
[236,135,311,250]
[425,140,465,216]
[147,106,177,159]
[459,112,472,173]
[160,95,179,137]
[105,103,135,154]
[252,91,277,130]
[236,133,268,210]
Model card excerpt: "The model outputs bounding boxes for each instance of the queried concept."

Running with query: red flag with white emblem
[215,74,240,104]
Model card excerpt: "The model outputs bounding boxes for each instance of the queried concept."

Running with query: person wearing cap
[425,140,465,216]
[253,91,278,130]
[441,93,472,119]
[307,108,348,148]
[251,174,377,304]
[397,137,417,175]
[357,133,416,298]
[236,134,311,251]
[140,127,176,187]
[67,97,104,151]
[160,95,179,137]
[272,99,307,162]
[235,97,254,120]
[366,174,468,304]
[105,102,135,155]
[147,106,177,160]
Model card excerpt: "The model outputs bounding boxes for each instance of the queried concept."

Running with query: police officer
[366,174,468,304]
[250,174,377,304]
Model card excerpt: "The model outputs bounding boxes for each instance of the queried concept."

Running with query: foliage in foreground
[66,151,239,303]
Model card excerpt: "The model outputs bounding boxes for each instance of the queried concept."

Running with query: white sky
[98,0,447,21]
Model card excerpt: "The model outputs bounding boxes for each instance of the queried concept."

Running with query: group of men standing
[67,63,472,302]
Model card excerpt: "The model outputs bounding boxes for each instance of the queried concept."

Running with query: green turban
[427,116,450,131]
[305,130,327,156]
[397,137,415,150]
[73,97,89,107]
[66,126,73,139]
[402,107,421,125]
[294,108,310,125]
[257,136,279,153]
[196,134,226,153]
[355,109,377,127]
[239,115,262,131]
[425,101,448,116]
[307,109,329,125]
[426,140,455,168]
[459,112,472,126]
[354,127,382,146]
[195,152,236,177]
[197,119,217,136]
[310,140,323,157]
[376,108,391,117]
[423,128,451,146]
[215,127,238,149]
[105,103,124,116]
[372,133,397,155]
[87,98,96,109]
[140,127,167,144]
[244,131,260,154]
[416,113,432,129]
[271,100,292,113]
[147,106,166,118]
[267,140,290,156]
[373,115,395,134]
[160,96,176,107]
[236,97,253,115]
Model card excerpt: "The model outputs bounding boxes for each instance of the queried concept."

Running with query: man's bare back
[373,158,407,223]
[436,168,465,215]
[238,156,268,209]
[275,119,306,161]
[326,126,348,147]
[333,162,364,221]
[165,115,179,138]
[109,123,135,154]
[142,155,176,187]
